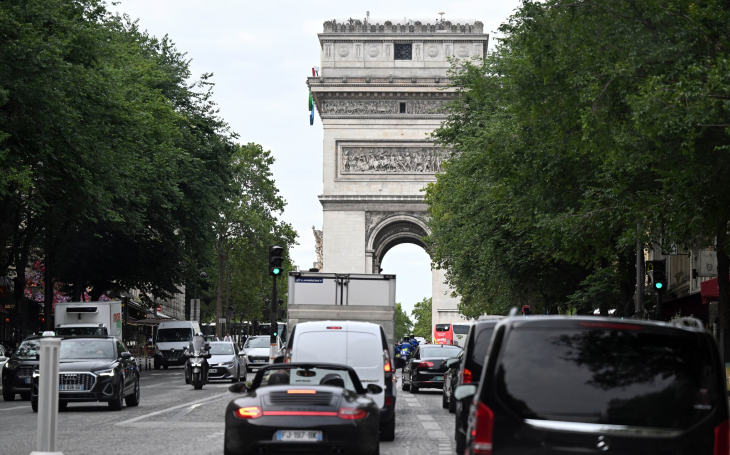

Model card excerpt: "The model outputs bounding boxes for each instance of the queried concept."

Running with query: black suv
[31,336,140,411]
[457,316,728,455]
[449,320,498,454]
[2,335,41,401]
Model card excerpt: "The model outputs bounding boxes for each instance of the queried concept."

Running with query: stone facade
[310,18,489,336]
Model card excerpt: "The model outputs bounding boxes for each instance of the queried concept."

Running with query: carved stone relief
[414,43,422,60]
[355,43,362,59]
[341,147,446,173]
[322,100,398,115]
[427,45,439,58]
[338,45,350,57]
[406,100,448,114]
[367,45,379,58]
[456,45,469,57]
[325,44,332,59]
[473,42,483,57]
[385,44,391,59]
[444,43,453,58]
[312,226,323,271]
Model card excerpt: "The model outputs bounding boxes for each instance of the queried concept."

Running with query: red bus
[434,323,453,344]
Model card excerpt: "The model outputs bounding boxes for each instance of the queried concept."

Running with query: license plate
[210,368,219,374]
[434,376,443,381]
[276,430,322,442]
[254,360,267,363]
[24,378,31,384]
[59,384,83,391]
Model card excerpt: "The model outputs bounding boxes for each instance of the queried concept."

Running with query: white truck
[54,300,123,339]
[286,272,397,348]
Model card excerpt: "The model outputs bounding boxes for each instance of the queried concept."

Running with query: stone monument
[308,17,489,329]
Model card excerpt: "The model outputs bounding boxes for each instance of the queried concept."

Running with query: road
[0,367,456,455]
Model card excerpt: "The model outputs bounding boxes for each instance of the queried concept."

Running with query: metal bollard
[30,338,63,455]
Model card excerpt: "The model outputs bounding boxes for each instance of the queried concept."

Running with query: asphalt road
[0,367,456,455]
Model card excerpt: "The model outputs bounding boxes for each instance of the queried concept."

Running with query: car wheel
[163,364,168,370]
[31,397,38,413]
[2,387,15,401]
[125,375,140,407]
[370,442,381,455]
[455,424,466,455]
[410,383,419,393]
[380,415,395,442]
[442,389,449,409]
[59,401,68,411]
[108,384,123,411]
[231,367,239,383]
[154,360,161,370]
[449,392,456,413]
[20,392,31,401]
[401,380,410,392]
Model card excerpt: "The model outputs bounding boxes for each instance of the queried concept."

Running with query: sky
[108,0,522,316]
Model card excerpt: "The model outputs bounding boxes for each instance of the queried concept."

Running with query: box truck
[54,300,123,339]
[286,272,397,348]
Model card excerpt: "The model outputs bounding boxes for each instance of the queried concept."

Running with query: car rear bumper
[154,354,186,366]
[412,380,444,389]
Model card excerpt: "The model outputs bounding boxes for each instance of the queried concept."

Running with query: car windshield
[15,339,40,359]
[496,326,719,429]
[60,339,115,359]
[244,337,270,348]
[209,343,234,355]
[421,346,462,358]
[435,324,450,332]
[254,366,364,394]
[156,328,192,343]
[56,327,106,336]
[453,324,470,334]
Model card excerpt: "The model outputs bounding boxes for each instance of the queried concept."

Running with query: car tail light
[416,361,434,368]
[234,406,262,419]
[714,419,729,455]
[338,407,368,420]
[579,322,642,331]
[463,368,473,384]
[284,348,291,363]
[327,326,342,330]
[470,402,494,454]
[383,349,392,373]
[385,396,392,406]
[287,389,316,394]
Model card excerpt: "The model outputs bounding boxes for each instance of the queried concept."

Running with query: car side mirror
[453,384,477,401]
[121,352,132,360]
[229,383,248,393]
[446,358,460,368]
[366,384,383,395]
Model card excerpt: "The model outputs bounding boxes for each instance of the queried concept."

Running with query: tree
[411,297,432,340]
[394,303,412,341]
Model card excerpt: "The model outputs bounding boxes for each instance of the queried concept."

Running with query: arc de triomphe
[308,18,488,329]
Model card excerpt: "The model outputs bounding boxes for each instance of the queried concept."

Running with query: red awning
[0,303,7,314]
[700,276,730,304]
[660,292,705,322]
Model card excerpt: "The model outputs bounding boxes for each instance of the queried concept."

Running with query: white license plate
[59,384,83,391]
[276,430,322,442]
[434,376,443,381]
[254,360,267,363]
[24,378,31,384]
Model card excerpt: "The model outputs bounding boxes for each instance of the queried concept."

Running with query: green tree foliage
[426,0,730,319]
[411,297,432,340]
[394,303,413,341]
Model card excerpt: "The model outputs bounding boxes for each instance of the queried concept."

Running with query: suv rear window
[453,324,470,334]
[470,326,495,366]
[495,325,718,429]
[435,324,450,332]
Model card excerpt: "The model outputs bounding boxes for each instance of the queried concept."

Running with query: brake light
[385,396,392,406]
[463,368,473,384]
[383,349,392,373]
[470,402,494,454]
[284,348,291,363]
[287,389,316,394]
[234,406,262,419]
[579,322,642,331]
[338,407,368,420]
[416,362,434,368]
[714,419,729,455]
[327,326,342,330]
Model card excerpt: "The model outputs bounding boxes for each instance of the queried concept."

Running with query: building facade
[308,18,489,332]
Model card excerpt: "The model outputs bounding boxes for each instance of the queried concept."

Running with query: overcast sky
[108,0,522,316]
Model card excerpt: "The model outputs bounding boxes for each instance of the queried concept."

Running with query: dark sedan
[30,337,140,411]
[2,336,42,401]
[402,344,462,393]
[442,350,462,411]
[224,363,381,455]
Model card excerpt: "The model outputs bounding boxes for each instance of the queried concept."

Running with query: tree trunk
[716,220,730,361]
[215,243,226,338]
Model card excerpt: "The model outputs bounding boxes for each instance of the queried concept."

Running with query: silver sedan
[206,341,247,382]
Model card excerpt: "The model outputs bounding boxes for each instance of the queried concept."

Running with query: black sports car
[30,336,140,411]
[224,363,381,455]
[2,336,41,401]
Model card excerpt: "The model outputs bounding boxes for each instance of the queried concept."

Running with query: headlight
[190,362,201,367]
[96,369,114,377]
[219,362,233,367]
[32,370,40,378]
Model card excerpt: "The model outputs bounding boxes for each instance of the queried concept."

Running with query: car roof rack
[670,317,704,330]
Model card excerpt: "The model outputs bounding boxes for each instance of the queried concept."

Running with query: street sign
[219,318,227,323]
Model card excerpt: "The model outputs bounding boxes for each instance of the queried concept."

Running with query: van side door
[346,330,385,408]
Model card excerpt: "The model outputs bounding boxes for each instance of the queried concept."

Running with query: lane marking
[118,422,223,429]
[417,415,434,421]
[428,430,448,439]
[421,422,441,430]
[115,392,229,426]
[0,406,29,411]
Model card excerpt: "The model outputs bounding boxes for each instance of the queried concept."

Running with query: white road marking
[417,415,434,421]
[428,430,448,439]
[119,422,223,429]
[0,406,29,411]
[206,431,225,439]
[421,422,441,430]
[115,392,230,426]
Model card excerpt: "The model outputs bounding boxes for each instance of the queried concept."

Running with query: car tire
[108,384,124,411]
[401,380,410,392]
[455,424,466,455]
[154,360,161,370]
[231,367,239,383]
[380,415,395,442]
[125,375,140,407]
[2,387,14,401]
[31,397,38,413]
[370,442,381,455]
[442,389,449,409]
[410,383,419,393]
[163,364,168,370]
[449,392,456,413]
[20,391,31,401]
[59,401,68,411]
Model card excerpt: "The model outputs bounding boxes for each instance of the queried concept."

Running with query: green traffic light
[655,282,663,289]
[273,268,281,275]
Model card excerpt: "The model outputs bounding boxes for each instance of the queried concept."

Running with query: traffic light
[647,260,666,292]
[269,245,284,277]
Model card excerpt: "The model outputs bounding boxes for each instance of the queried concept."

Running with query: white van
[154,321,201,369]
[284,321,397,441]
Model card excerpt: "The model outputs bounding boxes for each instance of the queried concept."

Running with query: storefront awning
[700,275,730,304]
[660,292,704,322]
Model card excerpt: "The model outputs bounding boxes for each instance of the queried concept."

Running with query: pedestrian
[224,332,232,342]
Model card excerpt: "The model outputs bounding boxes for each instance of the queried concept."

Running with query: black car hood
[59,360,116,372]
